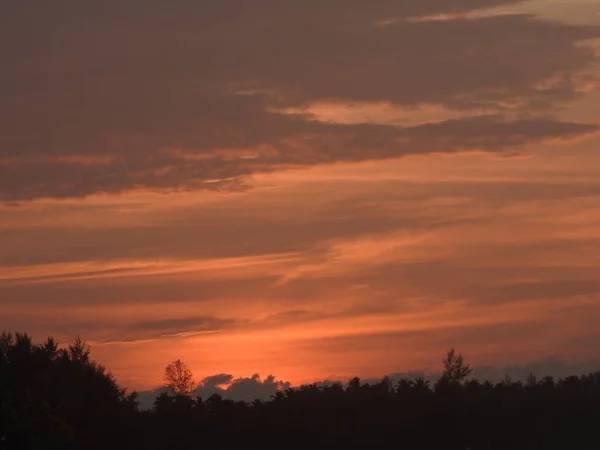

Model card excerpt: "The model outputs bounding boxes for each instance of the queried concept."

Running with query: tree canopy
[441,347,473,384]
[163,359,196,396]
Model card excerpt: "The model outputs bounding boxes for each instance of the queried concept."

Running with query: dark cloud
[0,116,597,201]
[0,1,598,200]
[196,373,291,403]
[136,372,290,410]
[200,373,236,390]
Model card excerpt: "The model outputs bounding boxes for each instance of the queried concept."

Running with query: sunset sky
[2,0,600,392]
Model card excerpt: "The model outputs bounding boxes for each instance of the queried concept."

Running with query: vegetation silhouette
[163,359,196,396]
[2,334,600,449]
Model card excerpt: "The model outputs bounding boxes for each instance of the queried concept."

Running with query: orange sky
[2,0,600,391]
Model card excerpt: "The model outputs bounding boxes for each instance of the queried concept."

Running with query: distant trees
[3,332,600,450]
[0,332,137,450]
[163,359,195,396]
[440,347,473,384]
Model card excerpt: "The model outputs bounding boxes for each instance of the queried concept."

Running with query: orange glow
[2,0,600,394]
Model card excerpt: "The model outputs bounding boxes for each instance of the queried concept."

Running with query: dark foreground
[2,332,600,449]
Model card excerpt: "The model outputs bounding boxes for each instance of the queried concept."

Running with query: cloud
[1,1,599,200]
[136,372,291,409]
[200,373,236,390]
[0,116,597,201]
[196,373,291,403]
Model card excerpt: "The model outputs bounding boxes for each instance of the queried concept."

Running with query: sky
[2,0,600,394]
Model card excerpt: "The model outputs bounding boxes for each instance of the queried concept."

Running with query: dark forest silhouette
[2,332,600,449]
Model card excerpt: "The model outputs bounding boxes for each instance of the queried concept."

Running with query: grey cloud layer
[134,355,600,409]
[1,1,599,200]
[136,372,291,409]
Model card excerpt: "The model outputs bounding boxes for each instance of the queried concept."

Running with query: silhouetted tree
[526,372,538,387]
[0,332,137,450]
[163,359,195,396]
[440,347,473,384]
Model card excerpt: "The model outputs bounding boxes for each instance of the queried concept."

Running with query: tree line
[2,332,600,449]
